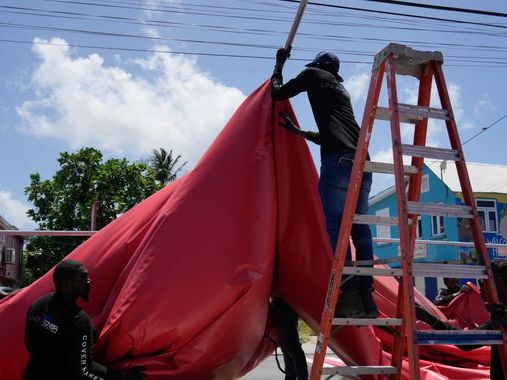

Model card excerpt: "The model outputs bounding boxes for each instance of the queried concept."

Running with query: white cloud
[474,93,495,116]
[0,191,35,230]
[371,148,393,164]
[345,73,369,102]
[396,80,470,147]
[461,121,475,131]
[17,38,246,167]
[371,147,412,165]
[141,0,182,38]
[447,83,464,122]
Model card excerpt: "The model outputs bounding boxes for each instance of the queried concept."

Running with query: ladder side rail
[385,54,421,380]
[392,63,434,378]
[390,284,406,379]
[433,61,507,375]
[407,64,434,243]
[433,62,499,302]
[309,59,387,380]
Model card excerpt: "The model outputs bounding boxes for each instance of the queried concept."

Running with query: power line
[1,38,506,68]
[3,6,507,55]
[99,0,507,35]
[2,20,507,65]
[30,0,507,32]
[279,0,507,31]
[462,113,507,145]
[2,1,507,67]
[357,0,507,18]
[0,37,359,62]
[3,10,506,44]
[21,2,507,35]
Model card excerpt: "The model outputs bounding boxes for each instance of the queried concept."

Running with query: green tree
[24,147,163,280]
[149,148,186,186]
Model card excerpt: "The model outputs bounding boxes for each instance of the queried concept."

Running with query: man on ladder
[271,48,379,319]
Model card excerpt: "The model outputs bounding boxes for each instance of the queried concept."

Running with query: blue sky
[1,0,506,229]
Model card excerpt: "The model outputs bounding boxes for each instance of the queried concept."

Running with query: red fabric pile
[0,82,491,379]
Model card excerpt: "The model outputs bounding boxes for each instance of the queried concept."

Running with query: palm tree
[149,148,187,185]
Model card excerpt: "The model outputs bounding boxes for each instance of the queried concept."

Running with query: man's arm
[24,305,33,354]
[271,48,310,100]
[70,314,143,380]
[71,314,110,379]
[433,288,458,306]
[278,113,321,145]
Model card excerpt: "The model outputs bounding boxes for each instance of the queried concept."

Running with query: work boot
[360,288,379,318]
[334,290,367,318]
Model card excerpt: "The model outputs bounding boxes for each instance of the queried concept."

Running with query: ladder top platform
[373,43,444,77]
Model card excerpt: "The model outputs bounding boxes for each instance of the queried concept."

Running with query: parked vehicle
[0,286,14,300]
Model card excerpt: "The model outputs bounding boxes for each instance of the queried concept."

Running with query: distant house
[0,214,23,287]
[368,161,507,300]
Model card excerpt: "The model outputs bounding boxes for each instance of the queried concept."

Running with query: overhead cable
[1,38,506,68]
[279,0,507,30]
[2,7,507,54]
[357,0,507,18]
[2,21,507,65]
[463,113,507,145]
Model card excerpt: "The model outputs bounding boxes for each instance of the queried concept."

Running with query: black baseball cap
[306,51,343,82]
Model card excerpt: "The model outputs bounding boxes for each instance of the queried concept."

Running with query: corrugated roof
[369,161,507,206]
[0,214,16,230]
[427,160,507,193]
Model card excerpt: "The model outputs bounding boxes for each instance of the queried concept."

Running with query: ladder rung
[364,161,418,175]
[342,264,488,279]
[322,365,398,376]
[332,318,402,326]
[401,144,460,161]
[412,263,488,279]
[353,214,399,226]
[342,267,401,276]
[417,330,503,346]
[376,104,449,123]
[407,201,473,218]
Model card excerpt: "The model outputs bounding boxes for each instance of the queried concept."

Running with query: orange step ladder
[309,43,507,379]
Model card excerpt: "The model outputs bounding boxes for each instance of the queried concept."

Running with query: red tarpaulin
[0,81,492,379]
[437,282,490,329]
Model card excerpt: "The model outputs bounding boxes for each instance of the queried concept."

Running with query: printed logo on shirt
[80,334,105,380]
[320,82,338,90]
[30,314,59,334]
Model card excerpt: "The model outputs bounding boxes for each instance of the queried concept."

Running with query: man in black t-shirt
[24,260,143,380]
[271,49,377,318]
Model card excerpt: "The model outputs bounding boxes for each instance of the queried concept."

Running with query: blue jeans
[319,153,373,291]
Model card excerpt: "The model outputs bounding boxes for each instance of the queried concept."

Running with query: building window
[5,248,16,264]
[376,208,390,244]
[421,175,430,193]
[416,216,423,239]
[476,199,498,233]
[432,215,445,236]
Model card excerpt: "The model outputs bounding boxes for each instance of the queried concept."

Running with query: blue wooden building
[368,161,507,300]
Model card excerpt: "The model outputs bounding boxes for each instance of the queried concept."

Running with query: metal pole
[0,231,96,237]
[91,199,98,231]
[284,0,308,50]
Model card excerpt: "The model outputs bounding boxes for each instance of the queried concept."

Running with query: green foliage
[23,147,165,280]
[297,319,314,343]
[149,148,186,186]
